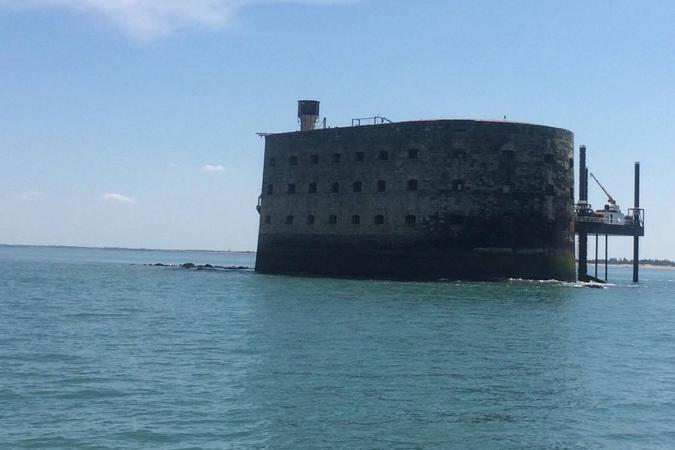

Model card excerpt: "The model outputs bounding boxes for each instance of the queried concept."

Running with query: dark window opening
[545,185,555,196]
[289,156,298,165]
[378,150,389,160]
[330,182,340,193]
[287,183,296,194]
[285,215,294,225]
[452,180,465,191]
[266,184,274,195]
[453,150,467,160]
[332,153,341,163]
[377,180,387,192]
[310,154,319,164]
[374,215,384,225]
[328,215,338,225]
[355,152,365,162]
[408,148,419,159]
[351,215,360,225]
[501,150,515,161]
[407,179,418,191]
[307,215,315,225]
[269,158,276,167]
[569,158,574,169]
[405,215,417,225]
[544,154,554,164]
[570,187,575,201]
[263,215,271,224]
[308,182,317,193]
[352,181,363,192]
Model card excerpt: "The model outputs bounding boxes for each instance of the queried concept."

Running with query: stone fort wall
[255,120,575,281]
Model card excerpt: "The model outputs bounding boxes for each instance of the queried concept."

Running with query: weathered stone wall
[255,120,575,281]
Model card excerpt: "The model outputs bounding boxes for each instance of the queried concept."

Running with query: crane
[589,172,617,206]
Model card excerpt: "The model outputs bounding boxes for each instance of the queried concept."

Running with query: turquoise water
[2,246,675,449]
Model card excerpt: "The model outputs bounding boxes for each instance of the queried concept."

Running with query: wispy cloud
[15,190,44,201]
[102,193,135,203]
[202,164,225,172]
[0,0,358,41]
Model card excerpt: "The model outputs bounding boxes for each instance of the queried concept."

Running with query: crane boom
[589,172,616,205]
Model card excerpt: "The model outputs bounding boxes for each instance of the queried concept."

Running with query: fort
[254,101,577,281]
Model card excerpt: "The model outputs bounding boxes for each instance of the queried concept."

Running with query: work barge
[255,101,645,282]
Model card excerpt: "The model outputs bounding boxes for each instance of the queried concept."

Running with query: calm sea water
[2,246,675,449]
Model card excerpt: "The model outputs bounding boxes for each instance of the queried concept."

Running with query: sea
[2,245,675,449]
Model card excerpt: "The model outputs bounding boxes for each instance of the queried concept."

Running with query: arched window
[307,215,315,225]
[266,184,274,195]
[332,153,341,163]
[285,215,294,225]
[289,156,298,165]
[310,154,319,164]
[377,180,387,192]
[269,157,276,166]
[408,148,419,159]
[374,215,384,225]
[545,185,555,196]
[405,215,416,225]
[352,181,363,192]
[308,182,317,193]
[328,215,338,225]
[378,150,389,160]
[287,183,296,194]
[330,182,340,193]
[355,152,365,162]
[351,215,360,225]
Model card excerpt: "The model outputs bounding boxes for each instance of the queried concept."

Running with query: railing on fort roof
[351,116,393,127]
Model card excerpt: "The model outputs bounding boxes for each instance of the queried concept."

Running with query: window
[289,156,298,165]
[501,150,515,161]
[352,181,363,193]
[266,184,274,195]
[570,187,575,201]
[374,215,384,225]
[408,148,419,159]
[452,180,464,191]
[378,150,389,160]
[569,158,574,169]
[263,215,271,224]
[285,215,294,225]
[405,215,416,225]
[328,215,338,225]
[355,152,365,162]
[377,180,387,192]
[310,154,319,164]
[407,179,418,191]
[351,215,360,225]
[544,154,554,164]
[332,153,341,163]
[453,150,467,160]
[545,185,555,196]
[308,182,317,193]
[269,157,276,167]
[287,183,296,194]
[330,182,340,193]
[307,215,315,225]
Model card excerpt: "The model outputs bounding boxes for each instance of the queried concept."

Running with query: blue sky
[1,0,673,257]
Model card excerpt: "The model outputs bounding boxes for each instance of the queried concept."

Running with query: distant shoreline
[0,244,256,254]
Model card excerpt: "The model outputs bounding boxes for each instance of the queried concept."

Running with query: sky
[1,0,673,257]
